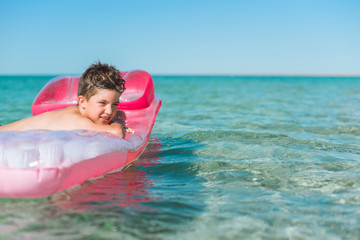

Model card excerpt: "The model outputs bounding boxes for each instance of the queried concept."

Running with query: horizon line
[0,72,360,77]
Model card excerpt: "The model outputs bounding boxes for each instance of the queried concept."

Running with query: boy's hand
[125,127,135,134]
[110,111,134,136]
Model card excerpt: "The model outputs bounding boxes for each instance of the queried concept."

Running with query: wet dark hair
[78,61,126,100]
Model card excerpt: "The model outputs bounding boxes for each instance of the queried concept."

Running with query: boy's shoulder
[43,106,80,118]
[40,106,87,127]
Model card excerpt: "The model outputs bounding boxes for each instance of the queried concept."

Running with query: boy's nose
[105,105,112,115]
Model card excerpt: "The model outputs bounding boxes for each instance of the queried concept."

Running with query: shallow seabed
[0,75,359,240]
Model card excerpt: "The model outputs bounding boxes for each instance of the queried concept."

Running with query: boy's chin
[96,119,111,125]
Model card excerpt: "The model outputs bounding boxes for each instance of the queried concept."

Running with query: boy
[0,62,128,138]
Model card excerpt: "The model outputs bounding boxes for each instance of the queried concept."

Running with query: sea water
[0,75,359,239]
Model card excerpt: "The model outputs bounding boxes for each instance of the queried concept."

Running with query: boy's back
[0,106,125,137]
[0,107,84,131]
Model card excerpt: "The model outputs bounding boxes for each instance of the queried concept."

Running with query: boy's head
[78,61,126,100]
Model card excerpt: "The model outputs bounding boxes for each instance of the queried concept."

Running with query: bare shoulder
[66,108,125,138]
[34,106,87,131]
[78,120,125,138]
[57,107,92,127]
[57,106,80,115]
[41,106,83,122]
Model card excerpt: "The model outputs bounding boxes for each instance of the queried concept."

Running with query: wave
[176,130,360,154]
[154,130,360,196]
[229,122,360,136]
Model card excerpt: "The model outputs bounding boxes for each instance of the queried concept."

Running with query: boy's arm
[107,122,125,138]
[88,121,125,138]
[76,111,128,138]
[110,111,134,135]
[78,117,125,138]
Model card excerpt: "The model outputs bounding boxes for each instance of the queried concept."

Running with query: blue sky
[0,0,359,75]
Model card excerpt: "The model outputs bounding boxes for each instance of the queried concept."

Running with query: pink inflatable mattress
[0,70,161,198]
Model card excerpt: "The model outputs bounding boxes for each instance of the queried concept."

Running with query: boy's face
[78,88,121,125]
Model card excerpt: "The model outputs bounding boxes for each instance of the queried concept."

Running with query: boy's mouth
[101,117,110,123]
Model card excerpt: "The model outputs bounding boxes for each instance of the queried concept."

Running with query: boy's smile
[78,88,121,125]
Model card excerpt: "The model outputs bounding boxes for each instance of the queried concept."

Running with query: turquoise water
[0,75,360,239]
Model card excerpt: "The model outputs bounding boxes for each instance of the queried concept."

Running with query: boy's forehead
[92,88,121,100]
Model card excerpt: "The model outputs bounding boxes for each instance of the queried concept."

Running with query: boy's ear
[77,95,87,109]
